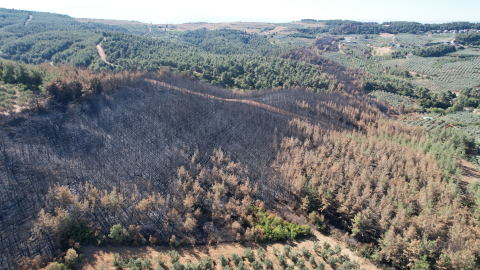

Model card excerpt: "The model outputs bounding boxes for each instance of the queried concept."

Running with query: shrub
[170,235,179,248]
[289,250,299,263]
[320,249,328,260]
[285,264,295,270]
[297,259,306,268]
[243,248,255,262]
[308,256,316,266]
[327,256,338,266]
[168,250,180,264]
[251,260,263,270]
[109,224,129,244]
[156,254,165,266]
[184,263,198,270]
[308,212,327,232]
[230,253,242,266]
[272,247,279,257]
[334,244,341,255]
[171,262,183,270]
[257,247,266,261]
[300,247,310,259]
[126,258,143,270]
[224,266,231,270]
[142,258,152,270]
[313,241,321,253]
[278,253,286,266]
[236,261,246,270]
[113,253,124,269]
[155,267,165,270]
[218,254,229,267]
[49,262,67,270]
[283,245,292,256]
[322,242,331,250]
[200,257,213,270]
[264,259,273,270]
[64,248,79,269]
[316,261,325,270]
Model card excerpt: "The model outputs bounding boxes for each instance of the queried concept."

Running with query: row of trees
[456,32,480,46]
[412,44,457,57]
[296,20,480,35]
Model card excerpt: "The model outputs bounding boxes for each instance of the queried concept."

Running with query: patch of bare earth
[291,22,326,28]
[372,46,393,56]
[174,22,274,33]
[379,33,395,37]
[96,39,116,66]
[75,18,145,25]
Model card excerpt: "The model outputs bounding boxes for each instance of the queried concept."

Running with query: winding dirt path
[143,25,152,36]
[146,79,315,123]
[96,38,117,66]
[24,15,32,26]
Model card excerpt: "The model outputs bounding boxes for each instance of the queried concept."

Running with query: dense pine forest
[0,6,480,270]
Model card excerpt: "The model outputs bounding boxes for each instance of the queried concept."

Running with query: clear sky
[2,0,480,24]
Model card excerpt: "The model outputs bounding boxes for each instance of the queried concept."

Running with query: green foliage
[155,253,165,267]
[300,246,310,258]
[264,259,273,270]
[251,260,263,270]
[168,250,180,264]
[413,45,457,57]
[109,224,129,244]
[184,263,198,270]
[171,262,183,270]
[308,256,316,266]
[142,258,152,270]
[457,32,480,46]
[218,254,229,267]
[176,29,288,57]
[256,247,266,261]
[236,261,246,270]
[230,253,242,266]
[243,248,255,262]
[316,261,325,270]
[283,245,291,256]
[199,257,213,270]
[289,250,299,263]
[126,258,143,270]
[296,259,306,268]
[102,32,334,92]
[49,262,67,270]
[250,207,310,241]
[285,264,295,270]
[278,253,286,266]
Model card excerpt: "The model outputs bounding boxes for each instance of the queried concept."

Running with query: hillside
[0,7,480,270]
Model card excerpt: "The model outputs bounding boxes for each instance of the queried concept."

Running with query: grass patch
[249,207,311,241]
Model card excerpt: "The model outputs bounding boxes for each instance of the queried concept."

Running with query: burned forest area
[0,7,480,270]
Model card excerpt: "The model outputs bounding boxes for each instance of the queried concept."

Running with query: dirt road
[25,15,32,26]
[146,79,315,123]
[96,39,116,66]
[80,206,379,270]
[144,25,152,36]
